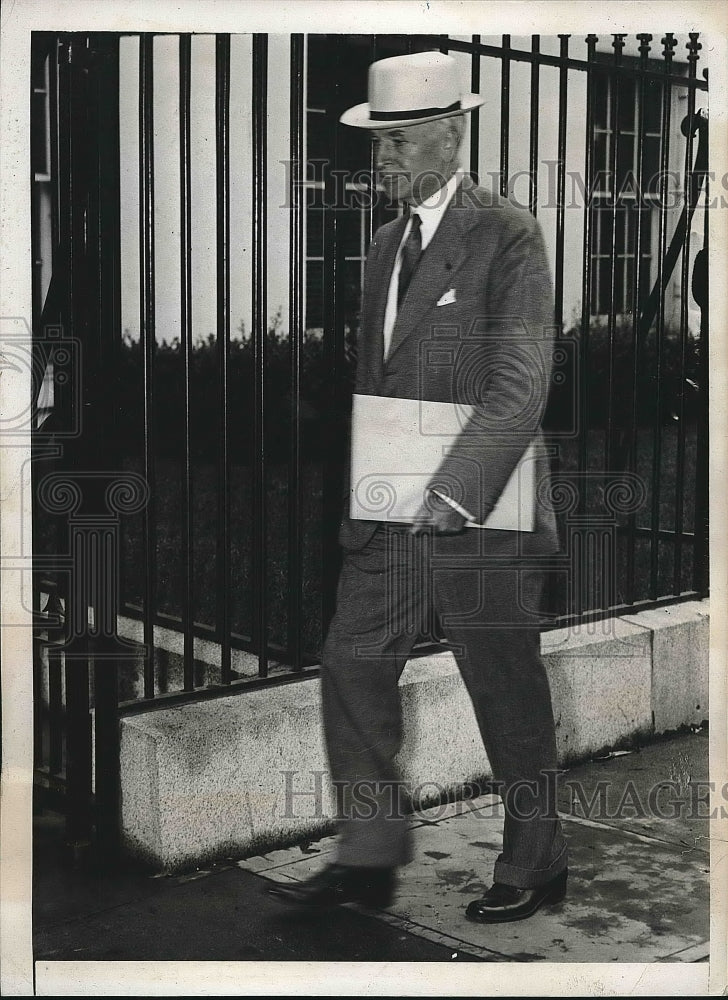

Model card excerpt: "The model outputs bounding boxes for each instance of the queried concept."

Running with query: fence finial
[687,33,701,66]
[612,34,626,60]
[637,34,652,60]
[661,33,677,62]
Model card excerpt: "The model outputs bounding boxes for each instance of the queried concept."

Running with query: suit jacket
[339,174,559,556]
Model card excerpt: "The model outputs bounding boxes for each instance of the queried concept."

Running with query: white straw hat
[340,51,485,129]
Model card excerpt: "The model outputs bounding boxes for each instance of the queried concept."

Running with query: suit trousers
[321,523,568,889]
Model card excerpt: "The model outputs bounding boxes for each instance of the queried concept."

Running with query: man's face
[372,119,458,205]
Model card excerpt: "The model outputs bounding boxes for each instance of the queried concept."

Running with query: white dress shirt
[382,169,465,362]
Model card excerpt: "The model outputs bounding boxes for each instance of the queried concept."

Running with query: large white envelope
[349,393,535,531]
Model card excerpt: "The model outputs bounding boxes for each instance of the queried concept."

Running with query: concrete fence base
[119,599,709,872]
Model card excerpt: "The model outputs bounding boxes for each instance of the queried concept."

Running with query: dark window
[590,70,662,316]
[591,204,653,315]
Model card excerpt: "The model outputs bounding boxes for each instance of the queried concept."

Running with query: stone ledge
[119,600,709,871]
[622,598,709,733]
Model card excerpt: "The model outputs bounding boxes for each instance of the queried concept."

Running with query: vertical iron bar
[94,648,121,857]
[46,39,66,786]
[31,40,49,779]
[469,36,480,180]
[56,36,72,442]
[216,35,232,684]
[554,35,569,332]
[116,38,129,623]
[577,35,598,535]
[605,34,625,477]
[499,35,510,198]
[626,34,652,606]
[30,54,44,328]
[65,538,92,853]
[528,36,540,216]
[33,605,44,771]
[49,40,60,263]
[649,35,675,599]
[93,635,121,857]
[55,35,80,450]
[51,38,70,806]
[693,160,709,597]
[252,34,269,676]
[546,35,569,620]
[139,34,157,698]
[367,36,379,243]
[59,32,93,853]
[180,34,194,689]
[674,35,700,595]
[288,35,305,670]
[321,36,345,635]
[93,32,123,859]
[64,655,92,849]
[692,65,709,599]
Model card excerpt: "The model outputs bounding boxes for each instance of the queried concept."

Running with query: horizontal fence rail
[31,31,709,742]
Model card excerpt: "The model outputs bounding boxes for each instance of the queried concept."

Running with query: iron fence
[30,31,709,852]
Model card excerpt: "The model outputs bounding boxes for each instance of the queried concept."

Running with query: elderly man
[269,51,568,923]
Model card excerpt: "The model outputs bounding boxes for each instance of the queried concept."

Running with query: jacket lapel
[385,203,475,365]
[363,216,407,382]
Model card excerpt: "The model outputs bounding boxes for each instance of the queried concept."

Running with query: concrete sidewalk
[33,729,710,964]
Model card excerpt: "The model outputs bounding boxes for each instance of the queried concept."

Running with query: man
[269,51,567,922]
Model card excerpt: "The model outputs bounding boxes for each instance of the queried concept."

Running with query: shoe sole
[267,885,394,910]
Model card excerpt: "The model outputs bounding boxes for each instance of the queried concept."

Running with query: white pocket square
[436,288,457,306]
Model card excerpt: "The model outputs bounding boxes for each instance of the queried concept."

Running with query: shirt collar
[410,169,465,248]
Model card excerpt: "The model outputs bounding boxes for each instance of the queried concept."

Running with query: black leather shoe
[267,863,395,908]
[465,868,568,923]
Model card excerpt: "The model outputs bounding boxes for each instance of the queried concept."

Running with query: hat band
[369,99,461,122]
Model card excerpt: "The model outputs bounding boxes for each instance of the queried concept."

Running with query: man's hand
[410,494,467,536]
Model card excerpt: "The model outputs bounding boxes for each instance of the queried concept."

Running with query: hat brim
[339,92,485,129]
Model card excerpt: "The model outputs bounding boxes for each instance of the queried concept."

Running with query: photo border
[1,1,726,995]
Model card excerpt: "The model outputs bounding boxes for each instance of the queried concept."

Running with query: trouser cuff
[493,842,569,889]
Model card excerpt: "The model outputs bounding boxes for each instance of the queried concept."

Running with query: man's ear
[443,117,464,162]
[440,123,455,161]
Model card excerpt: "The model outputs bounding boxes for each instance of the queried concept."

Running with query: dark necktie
[397,213,422,309]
